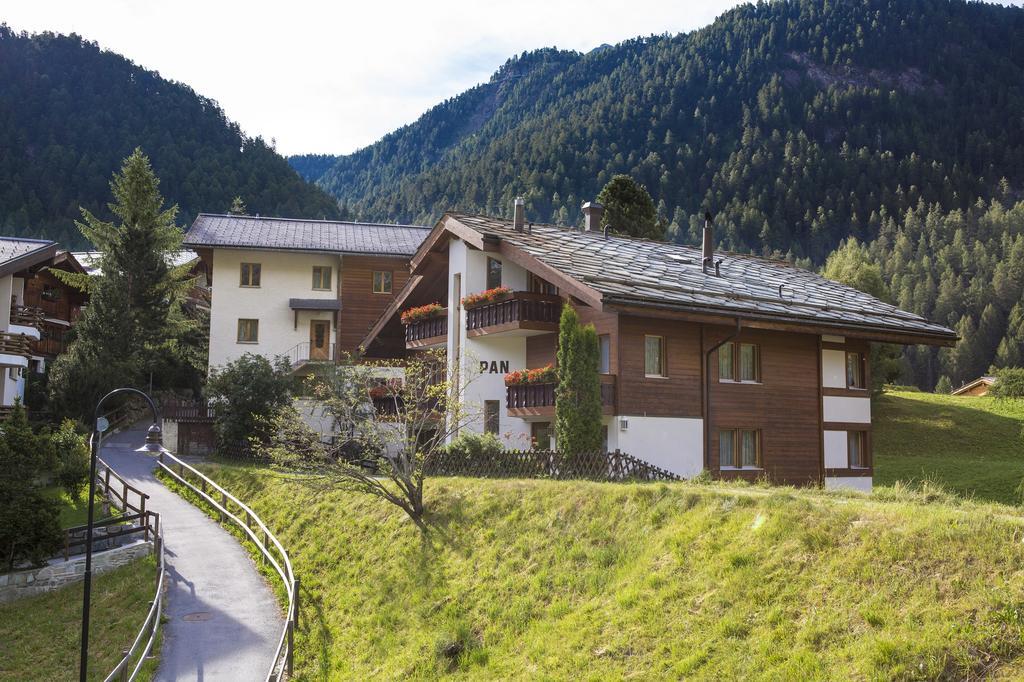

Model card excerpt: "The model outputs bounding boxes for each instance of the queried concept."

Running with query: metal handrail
[156,450,298,681]
[102,511,164,682]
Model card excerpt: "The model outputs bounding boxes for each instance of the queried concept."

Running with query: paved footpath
[100,426,283,681]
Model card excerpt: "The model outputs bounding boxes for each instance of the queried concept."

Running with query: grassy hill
[874,390,1024,505]
[198,465,1024,680]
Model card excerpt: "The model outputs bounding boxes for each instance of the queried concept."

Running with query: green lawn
[40,484,94,529]
[190,464,1024,680]
[0,556,159,681]
[874,390,1024,505]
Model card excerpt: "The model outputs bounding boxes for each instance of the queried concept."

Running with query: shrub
[400,303,444,325]
[443,432,504,461]
[990,368,1024,399]
[50,419,90,500]
[461,287,511,308]
[206,353,293,454]
[934,376,952,394]
[554,306,603,455]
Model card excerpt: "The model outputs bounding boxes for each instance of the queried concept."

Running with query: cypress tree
[554,306,603,455]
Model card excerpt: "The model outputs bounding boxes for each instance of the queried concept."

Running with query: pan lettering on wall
[480,360,510,374]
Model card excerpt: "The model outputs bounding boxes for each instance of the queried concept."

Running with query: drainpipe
[703,318,742,472]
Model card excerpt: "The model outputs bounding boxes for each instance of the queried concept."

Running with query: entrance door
[310,320,330,360]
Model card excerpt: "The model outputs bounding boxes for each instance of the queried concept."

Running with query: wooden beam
[496,240,605,310]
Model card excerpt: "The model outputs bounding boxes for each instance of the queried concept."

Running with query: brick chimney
[702,211,714,272]
[582,201,604,232]
[513,197,525,231]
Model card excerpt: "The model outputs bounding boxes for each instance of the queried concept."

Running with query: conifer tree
[49,149,202,418]
[934,375,953,394]
[554,306,603,455]
[595,175,664,241]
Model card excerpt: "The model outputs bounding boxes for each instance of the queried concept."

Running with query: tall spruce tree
[49,149,201,418]
[554,306,603,455]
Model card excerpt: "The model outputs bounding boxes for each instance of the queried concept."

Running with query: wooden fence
[425,448,680,482]
[156,449,298,681]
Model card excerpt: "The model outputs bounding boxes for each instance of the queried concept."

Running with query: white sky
[4,1,1024,156]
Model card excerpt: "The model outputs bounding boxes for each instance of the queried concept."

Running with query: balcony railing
[10,305,44,329]
[465,292,561,337]
[404,312,448,349]
[506,375,616,417]
[0,331,32,358]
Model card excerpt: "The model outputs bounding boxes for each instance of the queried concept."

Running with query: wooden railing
[404,312,447,347]
[0,331,32,357]
[465,292,561,334]
[162,398,215,423]
[10,304,44,329]
[156,450,298,681]
[506,375,616,413]
[425,448,680,482]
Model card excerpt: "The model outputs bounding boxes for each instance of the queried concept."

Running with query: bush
[443,432,504,461]
[990,368,1024,399]
[934,376,953,394]
[50,419,90,500]
[206,353,293,454]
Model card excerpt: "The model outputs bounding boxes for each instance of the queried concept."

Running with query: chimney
[702,211,714,272]
[513,197,525,231]
[582,201,604,232]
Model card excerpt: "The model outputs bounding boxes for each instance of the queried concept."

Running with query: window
[484,400,500,435]
[719,342,760,382]
[719,429,761,469]
[532,422,552,450]
[599,334,611,374]
[644,335,665,376]
[237,318,259,343]
[486,257,503,290]
[312,266,332,290]
[846,352,865,389]
[239,262,261,287]
[372,271,393,294]
[529,273,557,295]
[719,342,734,380]
[848,431,867,468]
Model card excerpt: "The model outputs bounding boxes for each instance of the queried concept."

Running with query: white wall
[605,415,704,477]
[824,476,872,493]
[823,396,871,423]
[821,349,846,388]
[447,239,532,449]
[208,249,340,370]
[823,430,848,468]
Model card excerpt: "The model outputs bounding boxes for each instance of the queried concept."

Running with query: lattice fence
[425,448,680,482]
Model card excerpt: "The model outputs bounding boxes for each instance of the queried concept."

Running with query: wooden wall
[705,326,822,485]
[617,315,703,418]
[338,255,411,354]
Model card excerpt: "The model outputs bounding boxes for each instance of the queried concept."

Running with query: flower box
[400,302,445,325]
[504,364,558,386]
[460,286,512,309]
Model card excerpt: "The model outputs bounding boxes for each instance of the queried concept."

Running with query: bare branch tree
[257,348,478,531]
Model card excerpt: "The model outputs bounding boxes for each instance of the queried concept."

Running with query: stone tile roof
[72,249,197,276]
[0,237,57,276]
[448,213,956,342]
[184,214,430,257]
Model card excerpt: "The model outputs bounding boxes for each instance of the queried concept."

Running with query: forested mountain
[295,0,1024,389]
[0,26,339,247]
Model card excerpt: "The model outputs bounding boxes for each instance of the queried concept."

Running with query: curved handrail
[155,450,298,681]
[102,511,164,682]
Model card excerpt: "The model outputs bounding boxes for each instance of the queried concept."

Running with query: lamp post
[79,387,164,682]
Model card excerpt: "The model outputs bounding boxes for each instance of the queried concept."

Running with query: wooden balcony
[404,312,448,349]
[10,305,44,330]
[506,375,617,418]
[465,292,561,337]
[0,331,32,364]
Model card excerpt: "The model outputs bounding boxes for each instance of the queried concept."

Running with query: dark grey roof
[289,298,341,311]
[0,237,57,277]
[448,213,956,343]
[184,214,429,257]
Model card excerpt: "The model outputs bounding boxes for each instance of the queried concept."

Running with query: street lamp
[79,387,163,682]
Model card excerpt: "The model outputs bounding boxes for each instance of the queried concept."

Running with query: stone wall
[0,539,153,604]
